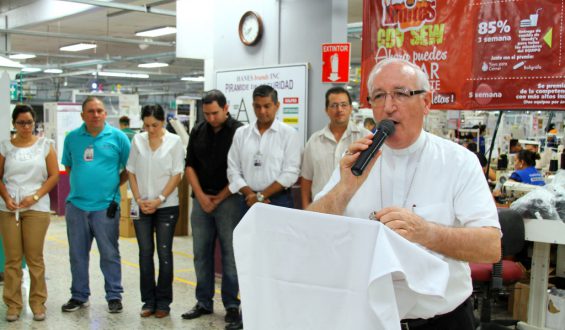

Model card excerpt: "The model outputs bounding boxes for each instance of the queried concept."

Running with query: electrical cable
[486,110,504,181]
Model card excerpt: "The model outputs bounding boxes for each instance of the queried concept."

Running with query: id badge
[254,152,263,167]
[84,145,94,162]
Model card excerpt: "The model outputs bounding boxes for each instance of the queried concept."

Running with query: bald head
[367,58,430,96]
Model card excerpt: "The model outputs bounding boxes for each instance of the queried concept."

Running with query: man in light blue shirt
[61,96,130,314]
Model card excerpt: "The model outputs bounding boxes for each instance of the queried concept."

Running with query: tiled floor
[0,215,519,330]
[0,216,229,329]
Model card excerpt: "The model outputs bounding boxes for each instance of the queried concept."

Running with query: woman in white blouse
[0,104,59,322]
[126,104,184,318]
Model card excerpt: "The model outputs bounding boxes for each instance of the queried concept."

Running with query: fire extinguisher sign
[321,43,351,83]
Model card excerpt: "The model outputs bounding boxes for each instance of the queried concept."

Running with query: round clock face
[239,11,263,46]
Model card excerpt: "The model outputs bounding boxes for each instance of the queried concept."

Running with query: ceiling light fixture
[138,62,169,68]
[9,53,36,60]
[135,26,177,38]
[21,67,42,72]
[94,71,149,79]
[181,76,205,82]
[44,68,63,74]
[60,43,97,52]
[0,56,23,68]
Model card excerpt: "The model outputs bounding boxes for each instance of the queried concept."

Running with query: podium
[234,204,451,330]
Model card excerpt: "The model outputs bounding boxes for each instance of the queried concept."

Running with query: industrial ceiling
[1,0,363,105]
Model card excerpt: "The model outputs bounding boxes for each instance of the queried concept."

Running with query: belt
[400,318,432,330]
[400,298,472,329]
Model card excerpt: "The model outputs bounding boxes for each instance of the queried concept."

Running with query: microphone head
[377,119,396,136]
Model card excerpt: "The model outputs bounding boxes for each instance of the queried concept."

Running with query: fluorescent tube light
[0,56,23,68]
[44,68,63,74]
[181,76,205,82]
[94,71,149,79]
[9,53,36,60]
[135,26,176,38]
[21,67,42,72]
[60,43,97,52]
[138,62,169,68]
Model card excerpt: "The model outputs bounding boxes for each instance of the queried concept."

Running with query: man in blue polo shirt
[61,96,130,314]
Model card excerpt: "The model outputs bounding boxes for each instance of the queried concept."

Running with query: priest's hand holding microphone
[340,119,395,187]
[307,119,396,217]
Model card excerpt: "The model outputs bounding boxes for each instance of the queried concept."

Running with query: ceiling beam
[19,69,95,82]
[2,50,92,59]
[107,0,176,18]
[60,51,176,68]
[0,28,175,47]
[19,68,184,82]
[61,0,175,16]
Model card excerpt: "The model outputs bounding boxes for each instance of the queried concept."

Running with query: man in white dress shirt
[308,58,501,330]
[300,86,370,209]
[227,85,301,213]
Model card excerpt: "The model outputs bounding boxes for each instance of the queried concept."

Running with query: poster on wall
[322,43,351,83]
[216,64,309,146]
[361,0,565,110]
[43,102,82,166]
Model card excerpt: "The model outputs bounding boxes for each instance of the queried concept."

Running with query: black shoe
[108,299,123,313]
[62,299,90,312]
[225,307,241,323]
[181,304,212,320]
[225,320,243,330]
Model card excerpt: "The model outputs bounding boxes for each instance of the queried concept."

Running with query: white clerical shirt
[317,130,500,316]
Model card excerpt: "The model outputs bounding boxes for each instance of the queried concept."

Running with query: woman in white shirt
[126,104,184,318]
[0,104,59,322]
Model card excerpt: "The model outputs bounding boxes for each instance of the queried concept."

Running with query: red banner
[361,0,565,110]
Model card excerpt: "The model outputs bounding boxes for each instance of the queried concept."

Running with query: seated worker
[119,116,135,141]
[509,139,522,154]
[547,123,558,135]
[363,117,376,133]
[509,150,545,186]
[471,124,486,155]
[466,142,496,181]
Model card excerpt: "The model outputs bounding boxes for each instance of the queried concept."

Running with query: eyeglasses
[367,89,427,107]
[15,120,34,127]
[328,102,350,110]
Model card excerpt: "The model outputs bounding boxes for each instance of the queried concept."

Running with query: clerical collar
[384,130,426,156]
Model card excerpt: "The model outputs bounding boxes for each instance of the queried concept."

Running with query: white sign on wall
[216,64,309,146]
[43,102,83,166]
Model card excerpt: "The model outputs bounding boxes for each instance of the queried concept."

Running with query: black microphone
[351,119,395,176]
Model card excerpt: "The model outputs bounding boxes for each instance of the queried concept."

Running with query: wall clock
[238,11,263,46]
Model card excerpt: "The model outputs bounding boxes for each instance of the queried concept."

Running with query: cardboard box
[119,183,128,201]
[119,216,136,238]
[120,197,131,218]
[512,282,529,322]
[119,183,134,218]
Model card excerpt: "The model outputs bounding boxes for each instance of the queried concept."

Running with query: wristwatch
[33,194,40,202]
[256,192,264,203]
[158,194,167,203]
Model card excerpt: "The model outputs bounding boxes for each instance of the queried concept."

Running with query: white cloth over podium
[233,204,450,330]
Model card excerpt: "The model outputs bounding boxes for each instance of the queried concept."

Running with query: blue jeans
[133,206,178,312]
[240,190,294,217]
[65,202,123,302]
[191,194,241,311]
